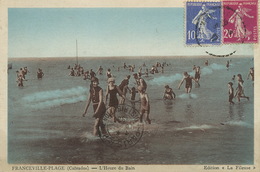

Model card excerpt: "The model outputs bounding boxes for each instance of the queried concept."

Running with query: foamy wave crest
[223,121,253,128]
[210,63,226,70]
[201,63,226,75]
[201,67,213,75]
[175,124,215,131]
[149,63,226,86]
[149,73,182,85]
[23,86,88,109]
[178,93,198,99]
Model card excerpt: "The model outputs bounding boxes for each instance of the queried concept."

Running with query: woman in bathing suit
[105,77,125,122]
[82,77,107,136]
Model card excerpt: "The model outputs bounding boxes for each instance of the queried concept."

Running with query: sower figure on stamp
[228,3,254,41]
[192,3,217,42]
[82,77,107,136]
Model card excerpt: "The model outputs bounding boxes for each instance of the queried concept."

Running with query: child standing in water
[130,87,138,106]
[138,87,151,124]
[178,72,196,93]
[163,85,176,100]
[235,74,249,102]
[82,77,106,136]
[228,82,235,105]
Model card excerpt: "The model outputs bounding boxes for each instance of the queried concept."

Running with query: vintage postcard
[0,0,259,172]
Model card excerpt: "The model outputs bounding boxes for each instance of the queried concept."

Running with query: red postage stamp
[223,0,258,43]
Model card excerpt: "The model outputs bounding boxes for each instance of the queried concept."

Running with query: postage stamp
[186,1,222,45]
[223,0,258,44]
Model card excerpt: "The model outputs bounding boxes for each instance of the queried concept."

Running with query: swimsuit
[90,86,106,118]
[90,71,96,78]
[185,76,192,89]
[229,87,234,102]
[236,79,245,97]
[195,71,200,80]
[108,86,119,108]
[107,72,112,78]
[119,79,129,92]
[165,89,175,99]
[37,72,43,79]
[131,91,137,100]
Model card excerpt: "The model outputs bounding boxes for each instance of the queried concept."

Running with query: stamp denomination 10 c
[186,2,222,45]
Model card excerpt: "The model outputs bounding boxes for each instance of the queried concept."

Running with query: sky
[8,8,253,58]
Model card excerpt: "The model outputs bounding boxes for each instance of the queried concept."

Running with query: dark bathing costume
[119,79,129,92]
[131,91,137,100]
[195,70,200,80]
[91,86,106,118]
[108,86,119,108]
[229,87,234,102]
[237,79,245,96]
[185,75,192,88]
[165,88,175,99]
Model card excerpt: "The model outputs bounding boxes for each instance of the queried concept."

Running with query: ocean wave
[175,124,216,131]
[222,120,253,128]
[149,63,226,85]
[149,73,182,85]
[178,93,198,99]
[22,86,88,109]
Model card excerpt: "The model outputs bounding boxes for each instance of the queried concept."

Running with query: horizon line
[8,54,252,59]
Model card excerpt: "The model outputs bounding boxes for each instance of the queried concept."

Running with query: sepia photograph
[1,0,259,171]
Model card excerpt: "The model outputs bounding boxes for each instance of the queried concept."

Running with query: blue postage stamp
[186,2,222,45]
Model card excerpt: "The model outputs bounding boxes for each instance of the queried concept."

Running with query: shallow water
[8,56,254,164]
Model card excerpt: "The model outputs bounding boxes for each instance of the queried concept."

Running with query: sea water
[8,56,254,164]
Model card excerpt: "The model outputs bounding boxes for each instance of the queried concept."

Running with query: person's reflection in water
[228,104,234,120]
[185,104,194,121]
[237,102,245,121]
[163,99,175,111]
